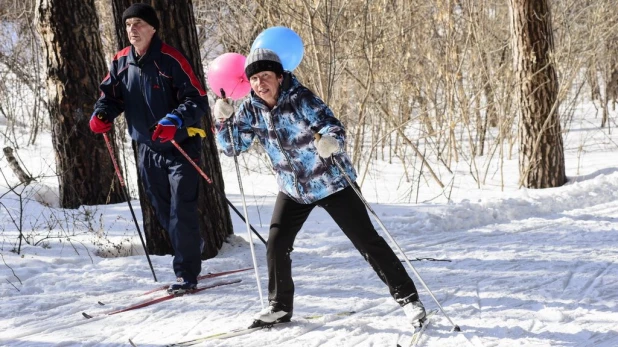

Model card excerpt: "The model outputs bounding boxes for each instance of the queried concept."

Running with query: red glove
[90,113,112,133]
[151,114,183,143]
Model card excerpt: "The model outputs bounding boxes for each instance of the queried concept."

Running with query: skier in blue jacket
[91,3,208,293]
[213,48,426,326]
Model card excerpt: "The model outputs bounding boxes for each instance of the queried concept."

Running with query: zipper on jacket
[138,66,156,122]
[265,109,304,202]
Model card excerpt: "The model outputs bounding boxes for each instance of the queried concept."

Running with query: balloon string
[229,79,242,97]
[219,79,243,99]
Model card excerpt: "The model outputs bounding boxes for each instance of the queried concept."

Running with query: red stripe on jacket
[160,43,207,96]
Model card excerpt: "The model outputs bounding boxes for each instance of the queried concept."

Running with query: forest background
[1,0,617,282]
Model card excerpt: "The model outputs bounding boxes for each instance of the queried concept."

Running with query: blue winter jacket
[94,35,208,151]
[215,73,357,204]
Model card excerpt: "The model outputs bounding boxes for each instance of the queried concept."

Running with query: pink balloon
[207,53,251,100]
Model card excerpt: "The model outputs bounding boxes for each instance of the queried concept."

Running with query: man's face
[125,18,156,50]
[249,71,283,107]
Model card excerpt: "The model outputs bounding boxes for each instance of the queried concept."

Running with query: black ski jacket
[94,35,208,151]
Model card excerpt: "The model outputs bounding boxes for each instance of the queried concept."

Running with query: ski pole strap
[188,127,206,138]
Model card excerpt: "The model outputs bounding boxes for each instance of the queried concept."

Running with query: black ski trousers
[138,141,202,283]
[267,184,419,312]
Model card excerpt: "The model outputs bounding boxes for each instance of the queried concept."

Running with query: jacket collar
[127,34,162,66]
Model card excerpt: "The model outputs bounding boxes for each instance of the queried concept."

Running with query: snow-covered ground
[1,107,617,347]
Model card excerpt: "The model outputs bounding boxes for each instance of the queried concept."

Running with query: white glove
[314,135,340,158]
[213,99,235,122]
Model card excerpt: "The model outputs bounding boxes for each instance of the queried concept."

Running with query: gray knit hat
[244,48,284,79]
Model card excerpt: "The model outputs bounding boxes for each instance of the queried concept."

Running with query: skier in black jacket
[91,4,208,293]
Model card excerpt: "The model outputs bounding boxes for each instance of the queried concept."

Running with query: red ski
[140,268,251,296]
[93,267,252,306]
[82,279,241,319]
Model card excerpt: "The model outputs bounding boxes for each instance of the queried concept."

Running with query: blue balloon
[250,26,304,71]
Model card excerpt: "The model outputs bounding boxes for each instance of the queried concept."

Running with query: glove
[89,113,112,133]
[151,114,183,143]
[213,99,234,122]
[314,134,340,158]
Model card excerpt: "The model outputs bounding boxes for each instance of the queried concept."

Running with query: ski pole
[314,134,460,332]
[221,90,265,308]
[168,138,266,245]
[102,133,157,282]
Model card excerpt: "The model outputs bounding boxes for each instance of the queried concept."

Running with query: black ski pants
[267,184,419,312]
[138,141,202,283]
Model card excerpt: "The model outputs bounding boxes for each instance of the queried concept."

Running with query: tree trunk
[112,0,233,258]
[510,0,566,188]
[35,0,125,208]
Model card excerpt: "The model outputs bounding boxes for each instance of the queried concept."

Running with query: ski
[131,311,356,347]
[139,268,252,296]
[408,309,438,347]
[95,267,252,306]
[82,279,241,319]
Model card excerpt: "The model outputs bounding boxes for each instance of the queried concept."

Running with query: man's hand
[151,114,183,143]
[213,99,235,122]
[89,113,112,133]
[314,134,340,158]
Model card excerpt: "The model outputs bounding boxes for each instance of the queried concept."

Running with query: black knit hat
[122,3,160,31]
[245,48,284,79]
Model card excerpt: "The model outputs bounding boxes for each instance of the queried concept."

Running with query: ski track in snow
[2,152,618,345]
